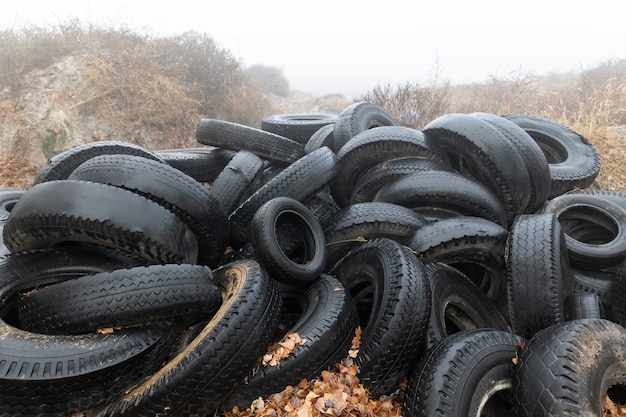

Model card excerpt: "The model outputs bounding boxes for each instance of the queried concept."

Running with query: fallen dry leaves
[604,394,626,417]
[223,327,403,417]
[262,333,308,368]
[222,362,402,417]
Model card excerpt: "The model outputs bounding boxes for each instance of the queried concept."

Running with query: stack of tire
[0,101,624,417]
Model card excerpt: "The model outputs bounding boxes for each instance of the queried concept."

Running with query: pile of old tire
[1,102,625,417]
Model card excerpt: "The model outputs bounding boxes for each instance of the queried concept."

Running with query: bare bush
[356,81,451,129]
[0,20,85,88]
[355,61,452,128]
[444,63,626,193]
[447,62,626,141]
[451,68,538,115]
[245,64,290,97]
[0,23,277,159]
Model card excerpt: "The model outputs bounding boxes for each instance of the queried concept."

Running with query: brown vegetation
[1,22,626,417]
[356,60,626,193]
[2,22,625,192]
[0,21,280,167]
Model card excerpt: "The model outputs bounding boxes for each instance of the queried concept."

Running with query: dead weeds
[0,155,40,188]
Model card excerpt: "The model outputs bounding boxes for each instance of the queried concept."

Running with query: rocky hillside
[0,45,350,189]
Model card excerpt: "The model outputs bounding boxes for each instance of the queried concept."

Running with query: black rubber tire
[323,201,428,270]
[305,123,335,154]
[513,319,626,417]
[196,118,305,164]
[541,192,626,270]
[577,189,626,212]
[0,324,169,417]
[155,147,236,183]
[17,264,221,335]
[332,101,397,152]
[250,197,327,284]
[350,157,449,205]
[330,125,450,207]
[571,267,616,320]
[33,141,162,185]
[564,292,605,321]
[506,213,571,339]
[3,180,199,264]
[257,162,286,183]
[422,113,532,223]
[0,188,24,258]
[406,216,508,301]
[0,247,172,417]
[95,259,282,417]
[374,169,508,226]
[471,112,551,213]
[228,146,338,249]
[208,149,265,215]
[219,274,358,411]
[0,188,23,217]
[233,162,285,205]
[611,263,626,327]
[422,263,511,350]
[0,246,143,302]
[303,188,340,225]
[261,113,338,144]
[403,328,526,417]
[502,113,601,198]
[67,154,228,267]
[330,238,431,397]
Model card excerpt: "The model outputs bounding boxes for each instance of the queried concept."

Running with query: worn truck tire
[3,180,198,264]
[502,113,601,198]
[513,319,626,417]
[95,259,282,417]
[330,238,430,397]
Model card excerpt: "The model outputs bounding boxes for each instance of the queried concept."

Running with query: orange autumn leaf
[223,327,403,417]
[262,333,308,367]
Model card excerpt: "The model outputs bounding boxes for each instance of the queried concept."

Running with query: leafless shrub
[245,64,290,97]
[451,68,538,115]
[0,22,276,155]
[0,20,97,87]
[356,81,451,129]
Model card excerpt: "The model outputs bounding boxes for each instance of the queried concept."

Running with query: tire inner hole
[2,201,16,212]
[480,384,513,417]
[277,296,305,334]
[607,385,626,411]
[348,280,374,331]
[444,303,479,335]
[529,132,568,164]
[558,205,618,245]
[453,263,496,298]
[275,212,316,264]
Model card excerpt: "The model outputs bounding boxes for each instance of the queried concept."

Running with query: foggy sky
[1,0,624,98]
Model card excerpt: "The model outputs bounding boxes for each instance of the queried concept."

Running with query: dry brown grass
[75,48,202,149]
[1,22,625,195]
[359,60,626,194]
[451,63,626,193]
[0,22,278,163]
[355,62,451,130]
[0,155,40,188]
